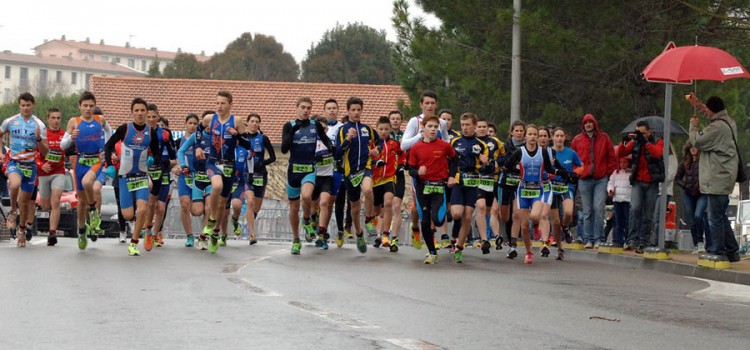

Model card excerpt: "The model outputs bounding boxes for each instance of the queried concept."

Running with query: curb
[568,249,750,286]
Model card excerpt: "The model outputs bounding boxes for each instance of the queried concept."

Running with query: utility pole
[510,0,522,124]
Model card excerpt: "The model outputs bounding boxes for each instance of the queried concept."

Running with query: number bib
[79,154,99,166]
[461,174,479,187]
[185,175,194,186]
[349,170,365,187]
[551,181,568,194]
[232,182,239,193]
[161,174,170,185]
[194,171,210,183]
[45,150,63,162]
[252,174,265,187]
[215,162,234,177]
[292,164,314,173]
[423,184,445,195]
[148,165,162,181]
[479,177,495,192]
[17,163,33,178]
[126,175,149,192]
[504,173,521,187]
[317,156,334,167]
[520,182,541,199]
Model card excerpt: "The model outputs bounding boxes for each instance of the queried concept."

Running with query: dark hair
[78,91,96,105]
[313,115,326,124]
[18,92,35,104]
[346,96,364,110]
[185,113,199,123]
[705,96,725,113]
[218,90,233,104]
[388,110,402,119]
[147,103,159,113]
[131,98,148,111]
[537,127,550,137]
[635,120,650,130]
[377,116,391,125]
[553,127,566,136]
[437,109,453,118]
[420,90,438,103]
[159,117,169,127]
[202,110,215,117]
[477,117,488,124]
[297,96,312,107]
[93,107,103,115]
[488,123,497,132]
[323,98,338,107]
[510,119,526,132]
[247,113,260,122]
[47,107,60,116]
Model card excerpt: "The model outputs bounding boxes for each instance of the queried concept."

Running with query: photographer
[618,120,664,253]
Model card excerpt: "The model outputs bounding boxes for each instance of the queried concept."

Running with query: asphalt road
[1,238,748,350]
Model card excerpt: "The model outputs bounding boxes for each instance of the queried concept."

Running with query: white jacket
[607,169,632,203]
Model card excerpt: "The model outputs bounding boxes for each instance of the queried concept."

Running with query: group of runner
[2,89,584,264]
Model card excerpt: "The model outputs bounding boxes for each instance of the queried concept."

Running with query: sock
[510,237,518,247]
[303,216,310,223]
[131,239,139,244]
[382,231,389,237]
[50,229,56,236]
[89,201,97,209]
[457,244,464,251]
[365,216,374,223]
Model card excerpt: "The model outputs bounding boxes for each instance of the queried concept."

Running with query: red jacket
[570,114,616,180]
[370,137,405,186]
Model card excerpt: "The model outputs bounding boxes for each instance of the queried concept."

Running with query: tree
[301,23,397,85]
[204,33,299,81]
[148,57,162,78]
[163,53,203,79]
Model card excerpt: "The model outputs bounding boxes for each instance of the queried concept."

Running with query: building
[0,51,146,104]
[34,36,211,74]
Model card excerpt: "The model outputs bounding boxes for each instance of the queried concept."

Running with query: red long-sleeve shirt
[407,138,455,182]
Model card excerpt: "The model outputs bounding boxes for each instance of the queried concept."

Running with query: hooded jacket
[570,114,617,180]
[689,110,738,195]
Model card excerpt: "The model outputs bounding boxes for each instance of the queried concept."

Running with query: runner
[103,98,161,256]
[548,127,582,260]
[173,114,199,247]
[503,124,569,264]
[37,108,66,246]
[388,110,406,251]
[143,104,176,250]
[500,120,526,258]
[311,115,336,250]
[448,113,489,263]
[370,116,405,252]
[476,117,505,254]
[321,99,349,247]
[334,97,378,253]
[245,113,275,245]
[536,127,554,257]
[0,92,48,248]
[407,116,455,264]
[438,108,461,247]
[61,91,112,250]
[178,111,214,250]
[223,129,254,247]
[281,97,332,255]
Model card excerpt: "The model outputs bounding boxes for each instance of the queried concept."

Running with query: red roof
[90,76,410,144]
[0,51,145,76]
[35,39,211,62]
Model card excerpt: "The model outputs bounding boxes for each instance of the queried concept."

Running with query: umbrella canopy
[642,45,750,83]
[620,116,688,137]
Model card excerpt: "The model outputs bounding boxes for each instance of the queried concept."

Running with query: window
[3,88,10,103]
[4,66,10,79]
[85,73,93,90]
[101,55,109,63]
[128,58,135,68]
[39,69,48,82]
[71,72,78,85]
[56,71,62,83]
[20,67,28,79]
[141,60,147,71]
[114,57,121,63]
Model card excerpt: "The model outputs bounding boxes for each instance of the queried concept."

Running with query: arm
[262,135,276,166]
[317,121,333,150]
[177,134,196,168]
[334,125,352,160]
[165,129,177,160]
[237,132,253,150]
[503,149,522,171]
[644,138,664,158]
[674,163,686,189]
[102,119,113,144]
[149,127,162,164]
[400,118,421,151]
[281,122,292,154]
[104,124,127,167]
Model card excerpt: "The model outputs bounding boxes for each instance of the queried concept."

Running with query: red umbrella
[642,45,750,83]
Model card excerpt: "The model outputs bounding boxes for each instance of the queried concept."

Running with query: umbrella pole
[658,84,672,252]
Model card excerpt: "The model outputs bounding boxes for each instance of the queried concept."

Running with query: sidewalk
[568,248,750,286]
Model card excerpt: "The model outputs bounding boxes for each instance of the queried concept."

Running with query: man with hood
[570,114,616,248]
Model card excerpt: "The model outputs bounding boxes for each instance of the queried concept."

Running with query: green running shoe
[303,222,316,242]
[185,235,195,247]
[203,219,216,236]
[78,231,88,250]
[389,237,399,252]
[219,234,228,247]
[291,239,302,255]
[209,234,219,254]
[424,254,438,264]
[233,220,241,237]
[356,234,367,254]
[128,243,140,256]
[454,249,464,263]
[365,221,377,236]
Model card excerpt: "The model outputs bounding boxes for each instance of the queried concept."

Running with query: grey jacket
[688,110,738,195]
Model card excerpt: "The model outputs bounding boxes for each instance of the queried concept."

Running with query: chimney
[100,39,105,45]
[125,42,130,48]
[177,47,182,53]
[85,37,90,43]
[150,47,157,51]
[201,50,205,56]
[61,35,66,41]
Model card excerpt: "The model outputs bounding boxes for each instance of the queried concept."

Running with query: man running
[143,104,176,250]
[174,114,199,247]
[37,107,66,246]
[245,113,275,245]
[178,112,214,250]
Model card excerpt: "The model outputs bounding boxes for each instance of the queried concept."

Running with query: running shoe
[315,234,325,247]
[454,249,464,263]
[144,233,153,251]
[344,227,353,239]
[119,231,127,243]
[356,234,367,254]
[17,234,26,248]
[25,226,33,242]
[233,220,242,237]
[185,235,195,247]
[440,235,451,249]
[209,234,220,254]
[524,252,534,264]
[155,232,164,247]
[373,235,382,248]
[389,237,399,252]
[77,230,88,250]
[506,246,518,259]
[365,221,377,236]
[495,236,504,250]
[556,248,565,261]
[249,233,258,245]
[291,239,301,255]
[541,244,550,257]
[9,227,16,240]
[128,243,141,256]
[219,234,228,247]
[434,237,440,250]
[47,232,57,246]
[303,222,316,242]
[563,227,572,243]
[411,229,423,250]
[336,231,344,248]
[481,240,491,255]
[88,208,102,235]
[197,237,208,251]
[202,219,216,236]
[424,254,439,264]
[381,235,391,248]
[320,239,329,250]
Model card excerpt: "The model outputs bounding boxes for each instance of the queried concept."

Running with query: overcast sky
[1,0,439,63]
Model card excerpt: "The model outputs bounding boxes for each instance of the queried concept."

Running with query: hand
[182,166,191,175]
[397,164,405,173]
[690,115,700,129]
[346,128,357,141]
[41,162,52,173]
[479,154,489,164]
[636,132,647,144]
[369,148,380,157]
[608,189,615,197]
[147,156,154,167]
[418,166,427,176]
[111,154,119,163]
[227,127,238,136]
[447,176,456,188]
[71,128,80,139]
[196,148,205,160]
[375,159,385,168]
[622,135,631,145]
[172,166,182,176]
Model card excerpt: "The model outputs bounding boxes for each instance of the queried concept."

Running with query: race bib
[292,164,314,173]
[79,154,99,166]
[252,174,265,187]
[461,174,479,187]
[45,149,63,162]
[126,175,148,192]
[504,173,521,187]
[231,182,239,193]
[317,157,334,167]
[520,182,541,199]
[148,165,162,181]
[194,171,210,183]
[18,163,33,178]
[423,185,445,195]
[551,181,568,194]
[479,177,495,192]
[185,175,194,186]
[349,170,365,187]
[161,174,170,185]
[215,163,234,178]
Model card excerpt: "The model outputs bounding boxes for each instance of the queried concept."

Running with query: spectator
[607,157,632,247]
[570,114,616,249]
[675,141,710,254]
[618,120,664,253]
[689,96,741,262]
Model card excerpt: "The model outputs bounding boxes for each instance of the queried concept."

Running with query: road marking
[385,339,445,350]
[226,276,281,296]
[222,256,270,273]
[287,300,379,329]
[686,277,750,304]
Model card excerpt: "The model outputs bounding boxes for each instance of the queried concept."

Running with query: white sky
[0,0,439,63]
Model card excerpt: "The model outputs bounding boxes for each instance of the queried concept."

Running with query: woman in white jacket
[607,157,632,247]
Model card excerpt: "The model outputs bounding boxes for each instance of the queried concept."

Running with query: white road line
[686,277,750,304]
[226,276,282,297]
[385,339,445,350]
[287,300,379,329]
[222,256,270,273]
